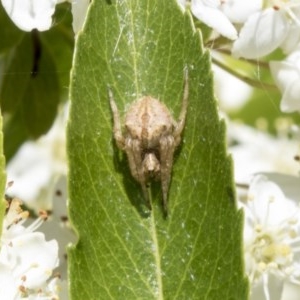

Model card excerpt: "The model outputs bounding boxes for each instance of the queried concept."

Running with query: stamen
[285,6,300,26]
[262,273,271,300]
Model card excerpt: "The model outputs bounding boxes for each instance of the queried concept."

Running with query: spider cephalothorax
[109,69,188,214]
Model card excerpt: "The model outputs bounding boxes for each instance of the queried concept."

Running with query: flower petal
[280,80,300,112]
[250,273,284,300]
[269,61,298,93]
[191,0,237,40]
[0,263,18,300]
[0,232,59,289]
[270,52,300,112]
[260,173,300,206]
[247,175,297,226]
[281,25,300,54]
[232,9,288,58]
[176,0,187,10]
[71,0,90,34]
[221,0,262,23]
[1,0,57,31]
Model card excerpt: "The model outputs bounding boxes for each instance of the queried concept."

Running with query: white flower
[232,1,300,59]
[281,24,300,54]
[0,199,64,299]
[57,0,90,34]
[190,0,261,40]
[212,58,253,111]
[228,122,299,184]
[1,0,89,34]
[39,175,77,279]
[21,277,68,299]
[191,0,238,40]
[1,0,57,31]
[70,0,90,34]
[240,174,300,300]
[177,0,187,10]
[7,105,67,210]
[270,48,300,113]
[220,0,262,24]
[6,105,76,280]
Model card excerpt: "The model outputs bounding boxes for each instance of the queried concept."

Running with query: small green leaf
[68,0,248,299]
[41,2,74,94]
[0,4,24,53]
[21,42,60,138]
[0,34,33,113]
[1,3,74,159]
[3,108,29,162]
[1,31,61,159]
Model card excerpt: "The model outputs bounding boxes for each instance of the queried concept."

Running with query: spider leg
[125,139,152,210]
[108,87,125,149]
[159,135,176,215]
[174,67,189,145]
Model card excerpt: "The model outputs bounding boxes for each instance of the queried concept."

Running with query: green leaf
[3,108,29,162]
[0,3,73,160]
[0,112,6,236]
[0,4,24,53]
[0,34,33,113]
[21,40,60,138]
[1,31,61,159]
[40,2,74,95]
[1,31,60,136]
[68,0,248,299]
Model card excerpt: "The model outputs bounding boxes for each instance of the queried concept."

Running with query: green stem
[214,48,270,69]
[212,57,279,92]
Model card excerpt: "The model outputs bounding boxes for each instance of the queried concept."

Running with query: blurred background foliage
[0,3,74,162]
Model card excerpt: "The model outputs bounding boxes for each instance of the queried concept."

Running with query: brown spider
[108,69,188,215]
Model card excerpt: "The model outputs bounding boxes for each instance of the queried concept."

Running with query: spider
[108,69,188,215]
